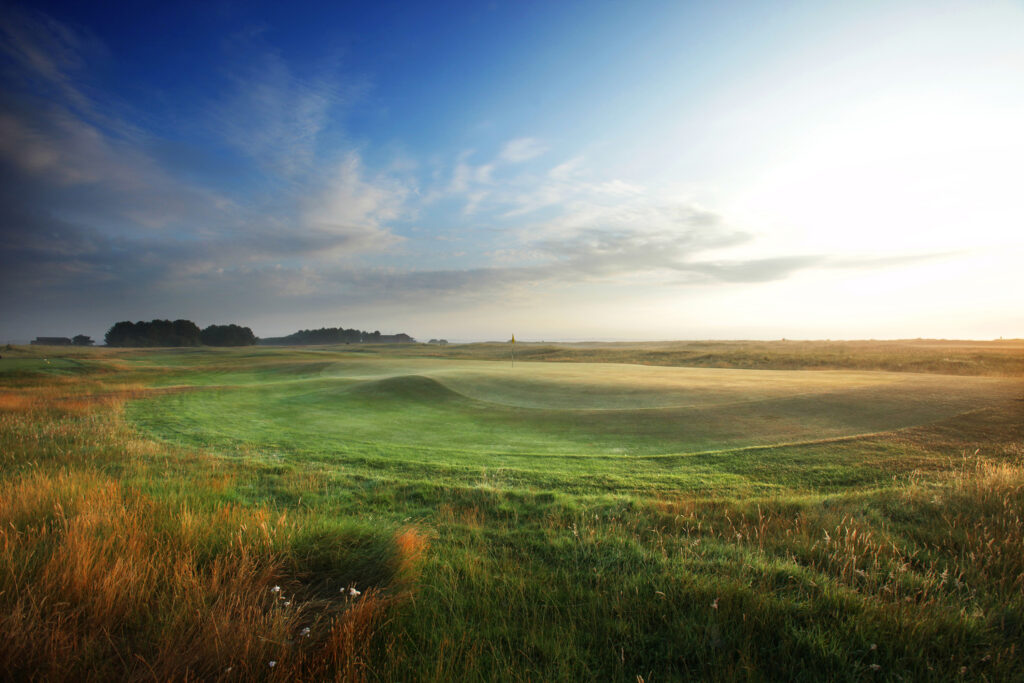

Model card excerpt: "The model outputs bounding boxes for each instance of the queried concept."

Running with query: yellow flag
[511,334,515,344]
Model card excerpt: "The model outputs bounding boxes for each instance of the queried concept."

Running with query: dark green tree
[104,320,202,347]
[201,324,257,346]
[261,326,415,345]
[104,321,136,347]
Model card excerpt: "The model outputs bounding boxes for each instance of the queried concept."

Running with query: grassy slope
[2,341,1023,680]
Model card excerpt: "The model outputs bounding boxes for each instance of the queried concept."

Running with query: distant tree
[105,321,136,347]
[260,326,415,345]
[72,334,94,346]
[171,319,202,346]
[104,319,202,347]
[201,324,257,346]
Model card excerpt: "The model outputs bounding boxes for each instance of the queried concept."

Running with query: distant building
[30,337,72,345]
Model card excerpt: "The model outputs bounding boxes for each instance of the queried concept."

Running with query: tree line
[104,320,257,347]
[259,327,415,345]
[101,321,416,347]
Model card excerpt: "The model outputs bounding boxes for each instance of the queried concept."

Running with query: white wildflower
[270,585,281,593]
[349,586,361,597]
[268,660,277,668]
[300,627,311,637]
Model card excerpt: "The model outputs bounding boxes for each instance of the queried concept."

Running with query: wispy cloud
[435,139,548,214]
[0,6,103,113]
[447,151,495,194]
[0,5,409,305]
[302,154,409,253]
[499,137,546,163]
[547,156,584,181]
[212,48,363,179]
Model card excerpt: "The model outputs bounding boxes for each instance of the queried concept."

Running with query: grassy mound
[342,374,465,404]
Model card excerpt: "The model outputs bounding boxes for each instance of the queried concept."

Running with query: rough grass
[0,374,427,681]
[1,342,1022,680]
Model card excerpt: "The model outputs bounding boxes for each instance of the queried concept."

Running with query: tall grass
[376,451,1024,680]
[0,373,427,681]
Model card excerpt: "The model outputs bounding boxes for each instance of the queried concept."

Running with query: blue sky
[2,0,1022,341]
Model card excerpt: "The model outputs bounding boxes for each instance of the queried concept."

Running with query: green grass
[2,341,1023,680]
[128,355,1018,492]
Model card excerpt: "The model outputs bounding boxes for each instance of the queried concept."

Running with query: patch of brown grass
[0,467,405,680]
[309,588,389,681]
[0,393,34,411]
[393,527,431,581]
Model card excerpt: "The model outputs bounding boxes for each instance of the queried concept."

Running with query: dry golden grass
[0,371,423,681]
[393,527,431,580]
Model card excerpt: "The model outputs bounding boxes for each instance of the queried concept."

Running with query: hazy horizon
[2,1,1022,342]
[7,330,1022,346]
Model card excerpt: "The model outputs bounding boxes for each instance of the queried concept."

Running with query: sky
[1,0,1022,342]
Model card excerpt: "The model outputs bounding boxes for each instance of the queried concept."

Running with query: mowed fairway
[3,341,1023,681]
[131,355,1019,494]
